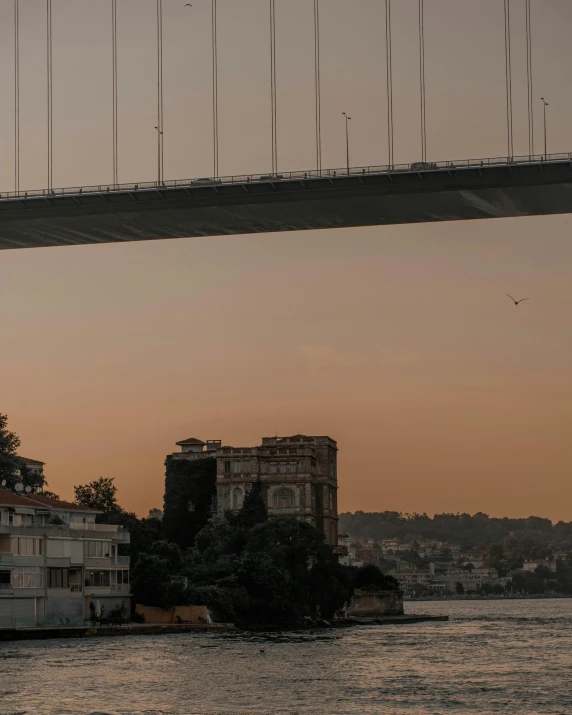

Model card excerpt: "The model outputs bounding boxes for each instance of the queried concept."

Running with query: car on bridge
[191,178,222,186]
[410,161,438,171]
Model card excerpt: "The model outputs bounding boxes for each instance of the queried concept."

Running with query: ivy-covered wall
[163,456,217,550]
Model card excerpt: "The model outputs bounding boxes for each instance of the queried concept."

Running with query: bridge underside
[1,161,571,250]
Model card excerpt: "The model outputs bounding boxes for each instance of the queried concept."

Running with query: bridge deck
[1,160,571,250]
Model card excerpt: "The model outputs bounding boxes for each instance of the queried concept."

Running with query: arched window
[273,487,295,509]
[232,488,243,510]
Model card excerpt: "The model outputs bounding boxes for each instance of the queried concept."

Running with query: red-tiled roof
[0,490,38,507]
[0,488,96,513]
[176,437,205,446]
[18,457,45,466]
[25,493,96,512]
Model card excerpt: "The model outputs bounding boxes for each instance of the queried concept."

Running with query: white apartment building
[0,488,130,629]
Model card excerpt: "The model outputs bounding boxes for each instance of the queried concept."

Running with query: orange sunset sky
[1,0,572,521]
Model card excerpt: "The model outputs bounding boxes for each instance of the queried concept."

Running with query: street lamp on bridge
[154,126,164,185]
[342,112,351,176]
[541,98,549,161]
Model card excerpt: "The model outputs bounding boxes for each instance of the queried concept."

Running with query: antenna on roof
[1,480,6,487]
[25,486,32,493]
[15,483,24,492]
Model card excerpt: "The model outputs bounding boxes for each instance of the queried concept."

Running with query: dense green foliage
[71,474,397,627]
[0,414,22,487]
[129,484,394,627]
[163,456,217,550]
[74,477,124,514]
[340,511,572,550]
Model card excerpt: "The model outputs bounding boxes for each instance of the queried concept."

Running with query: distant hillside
[339,511,572,550]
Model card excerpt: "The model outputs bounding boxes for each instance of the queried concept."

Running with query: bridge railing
[1,151,571,203]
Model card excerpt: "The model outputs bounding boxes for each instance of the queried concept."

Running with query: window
[273,488,295,509]
[232,488,243,510]
[84,541,111,559]
[116,570,129,585]
[86,570,111,588]
[224,461,231,475]
[14,538,42,556]
[49,568,69,588]
[0,570,11,589]
[12,567,43,588]
[268,463,278,474]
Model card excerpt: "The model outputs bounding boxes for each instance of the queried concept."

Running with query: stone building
[168,434,339,546]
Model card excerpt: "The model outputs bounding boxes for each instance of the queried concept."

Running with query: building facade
[0,488,130,628]
[169,434,339,546]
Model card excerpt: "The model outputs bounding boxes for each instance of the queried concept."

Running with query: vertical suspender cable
[211,0,219,178]
[269,0,278,175]
[418,0,427,163]
[157,0,164,184]
[313,0,321,174]
[47,0,53,192]
[503,0,514,160]
[525,0,534,158]
[14,0,20,193]
[385,0,394,168]
[112,0,118,186]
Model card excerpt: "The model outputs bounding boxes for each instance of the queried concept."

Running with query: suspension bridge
[1,0,570,251]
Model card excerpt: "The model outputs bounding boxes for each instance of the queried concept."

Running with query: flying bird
[505,293,530,306]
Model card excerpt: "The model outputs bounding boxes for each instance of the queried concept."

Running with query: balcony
[0,523,130,542]
[84,583,130,595]
[117,555,130,566]
[0,552,14,565]
[69,523,122,532]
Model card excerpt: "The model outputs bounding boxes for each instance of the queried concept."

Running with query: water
[0,599,571,715]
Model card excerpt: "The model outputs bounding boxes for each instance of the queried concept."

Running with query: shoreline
[0,614,447,642]
[405,594,572,602]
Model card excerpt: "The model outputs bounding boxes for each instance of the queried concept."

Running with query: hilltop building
[167,434,339,546]
[0,488,130,628]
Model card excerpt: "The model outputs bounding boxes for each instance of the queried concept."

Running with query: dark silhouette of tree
[0,414,21,487]
[74,477,123,513]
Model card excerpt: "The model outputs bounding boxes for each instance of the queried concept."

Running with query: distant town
[338,512,572,598]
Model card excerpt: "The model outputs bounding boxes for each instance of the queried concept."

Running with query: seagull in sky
[505,293,530,306]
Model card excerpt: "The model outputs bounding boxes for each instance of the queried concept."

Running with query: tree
[0,414,21,487]
[131,553,171,608]
[19,463,47,492]
[148,508,163,520]
[455,581,465,595]
[353,564,399,592]
[74,477,123,513]
[232,481,267,530]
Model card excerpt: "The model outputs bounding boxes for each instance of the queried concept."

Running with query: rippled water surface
[1,599,571,715]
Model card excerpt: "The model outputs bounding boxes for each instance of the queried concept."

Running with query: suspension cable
[14,0,20,193]
[269,0,278,175]
[313,0,321,174]
[112,0,118,186]
[418,0,427,163]
[503,0,514,160]
[156,0,164,184]
[47,0,53,191]
[525,0,534,158]
[212,0,219,178]
[385,0,394,168]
